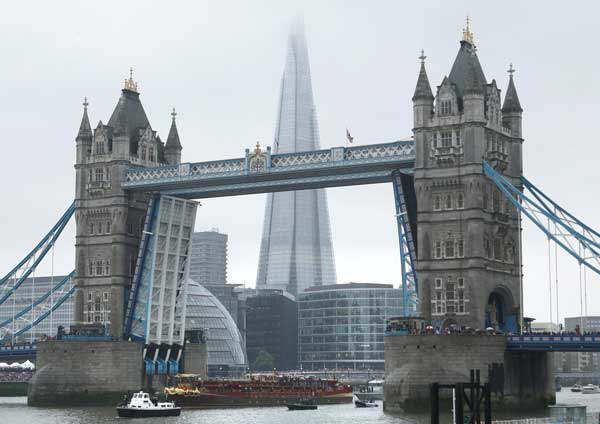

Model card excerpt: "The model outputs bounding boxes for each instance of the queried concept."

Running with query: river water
[1,391,599,424]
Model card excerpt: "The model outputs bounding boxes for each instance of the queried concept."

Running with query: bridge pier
[384,334,555,413]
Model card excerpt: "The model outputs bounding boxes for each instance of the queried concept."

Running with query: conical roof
[412,62,434,101]
[107,89,150,142]
[76,100,92,140]
[502,74,523,113]
[448,41,486,97]
[165,111,182,151]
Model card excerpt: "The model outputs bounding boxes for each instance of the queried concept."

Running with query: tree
[251,349,275,371]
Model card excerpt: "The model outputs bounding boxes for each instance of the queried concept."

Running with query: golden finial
[123,66,138,93]
[255,141,261,153]
[462,16,474,45]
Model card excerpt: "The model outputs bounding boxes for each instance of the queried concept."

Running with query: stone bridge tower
[73,73,182,338]
[412,23,524,331]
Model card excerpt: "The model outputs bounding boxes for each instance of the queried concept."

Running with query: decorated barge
[165,375,352,408]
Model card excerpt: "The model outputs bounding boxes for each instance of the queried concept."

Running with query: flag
[346,128,354,144]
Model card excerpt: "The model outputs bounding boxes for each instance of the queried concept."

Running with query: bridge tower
[73,73,182,338]
[412,24,524,332]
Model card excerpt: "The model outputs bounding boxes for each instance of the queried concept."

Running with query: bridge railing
[124,140,415,186]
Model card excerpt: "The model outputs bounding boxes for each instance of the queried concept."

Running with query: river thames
[1,391,599,423]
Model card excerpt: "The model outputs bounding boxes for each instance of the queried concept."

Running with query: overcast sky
[0,1,598,326]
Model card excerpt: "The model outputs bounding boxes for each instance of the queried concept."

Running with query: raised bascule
[0,19,599,409]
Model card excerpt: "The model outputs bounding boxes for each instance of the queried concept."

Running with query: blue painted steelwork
[0,271,74,331]
[122,141,415,198]
[391,170,418,315]
[2,285,75,341]
[0,202,74,306]
[483,162,600,276]
[0,343,37,359]
[507,335,600,352]
[124,194,160,337]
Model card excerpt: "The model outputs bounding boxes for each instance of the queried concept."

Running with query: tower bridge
[0,20,597,410]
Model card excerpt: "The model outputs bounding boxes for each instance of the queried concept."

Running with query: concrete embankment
[384,334,555,413]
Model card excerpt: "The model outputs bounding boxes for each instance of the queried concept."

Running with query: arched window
[445,194,453,209]
[433,195,442,211]
[457,192,464,209]
[444,239,455,258]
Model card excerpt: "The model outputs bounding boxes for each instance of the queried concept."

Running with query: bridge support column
[28,340,144,406]
[384,334,555,413]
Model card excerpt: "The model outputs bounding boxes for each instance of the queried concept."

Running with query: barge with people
[165,374,352,408]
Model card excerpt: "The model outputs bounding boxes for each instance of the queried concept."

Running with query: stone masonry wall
[28,340,143,406]
[384,334,553,412]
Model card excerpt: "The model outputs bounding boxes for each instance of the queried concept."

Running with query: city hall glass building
[298,283,404,370]
[184,280,248,376]
[256,19,337,297]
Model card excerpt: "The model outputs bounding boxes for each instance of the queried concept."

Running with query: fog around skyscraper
[256,19,337,296]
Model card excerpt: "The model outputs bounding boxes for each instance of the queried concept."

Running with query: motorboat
[355,399,378,408]
[354,379,384,401]
[117,391,181,418]
[286,399,318,410]
[581,384,600,394]
[571,384,582,393]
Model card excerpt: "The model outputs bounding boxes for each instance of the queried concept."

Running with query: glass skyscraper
[256,19,337,296]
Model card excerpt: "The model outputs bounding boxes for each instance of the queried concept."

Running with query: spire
[108,69,150,141]
[462,16,474,45]
[165,108,182,151]
[502,63,523,113]
[412,50,434,101]
[448,18,486,97]
[76,97,92,140]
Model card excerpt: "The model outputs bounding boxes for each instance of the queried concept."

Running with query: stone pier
[384,334,555,413]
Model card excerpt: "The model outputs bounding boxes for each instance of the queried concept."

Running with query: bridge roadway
[121,140,415,198]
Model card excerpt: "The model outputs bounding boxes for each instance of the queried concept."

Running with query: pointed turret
[75,98,93,165]
[447,18,486,98]
[76,98,92,140]
[413,50,434,132]
[165,108,182,165]
[502,64,523,113]
[413,51,434,101]
[502,64,523,138]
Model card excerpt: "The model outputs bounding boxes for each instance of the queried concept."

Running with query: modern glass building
[0,275,73,343]
[298,283,405,371]
[256,18,337,297]
[184,280,247,376]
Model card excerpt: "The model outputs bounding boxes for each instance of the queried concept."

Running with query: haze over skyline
[0,1,598,326]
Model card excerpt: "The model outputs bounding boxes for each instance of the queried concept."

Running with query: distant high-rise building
[256,19,337,297]
[190,230,228,285]
[245,289,298,371]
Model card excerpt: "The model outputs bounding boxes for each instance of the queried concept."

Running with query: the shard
[256,20,337,296]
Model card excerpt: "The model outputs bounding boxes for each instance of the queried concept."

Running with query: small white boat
[581,384,600,394]
[571,384,582,393]
[355,399,378,408]
[116,391,181,418]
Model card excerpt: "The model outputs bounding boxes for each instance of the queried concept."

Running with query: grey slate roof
[76,108,92,139]
[165,117,182,150]
[107,89,151,142]
[412,63,434,101]
[502,75,523,113]
[448,41,487,97]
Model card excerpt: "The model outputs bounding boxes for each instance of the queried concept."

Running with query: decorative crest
[123,67,138,93]
[83,97,89,110]
[254,141,261,154]
[462,16,475,45]
[171,107,177,120]
[508,63,515,77]
[419,49,427,64]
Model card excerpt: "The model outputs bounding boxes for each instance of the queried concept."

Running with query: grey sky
[0,1,598,325]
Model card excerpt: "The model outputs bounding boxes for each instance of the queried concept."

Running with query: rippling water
[1,390,599,424]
